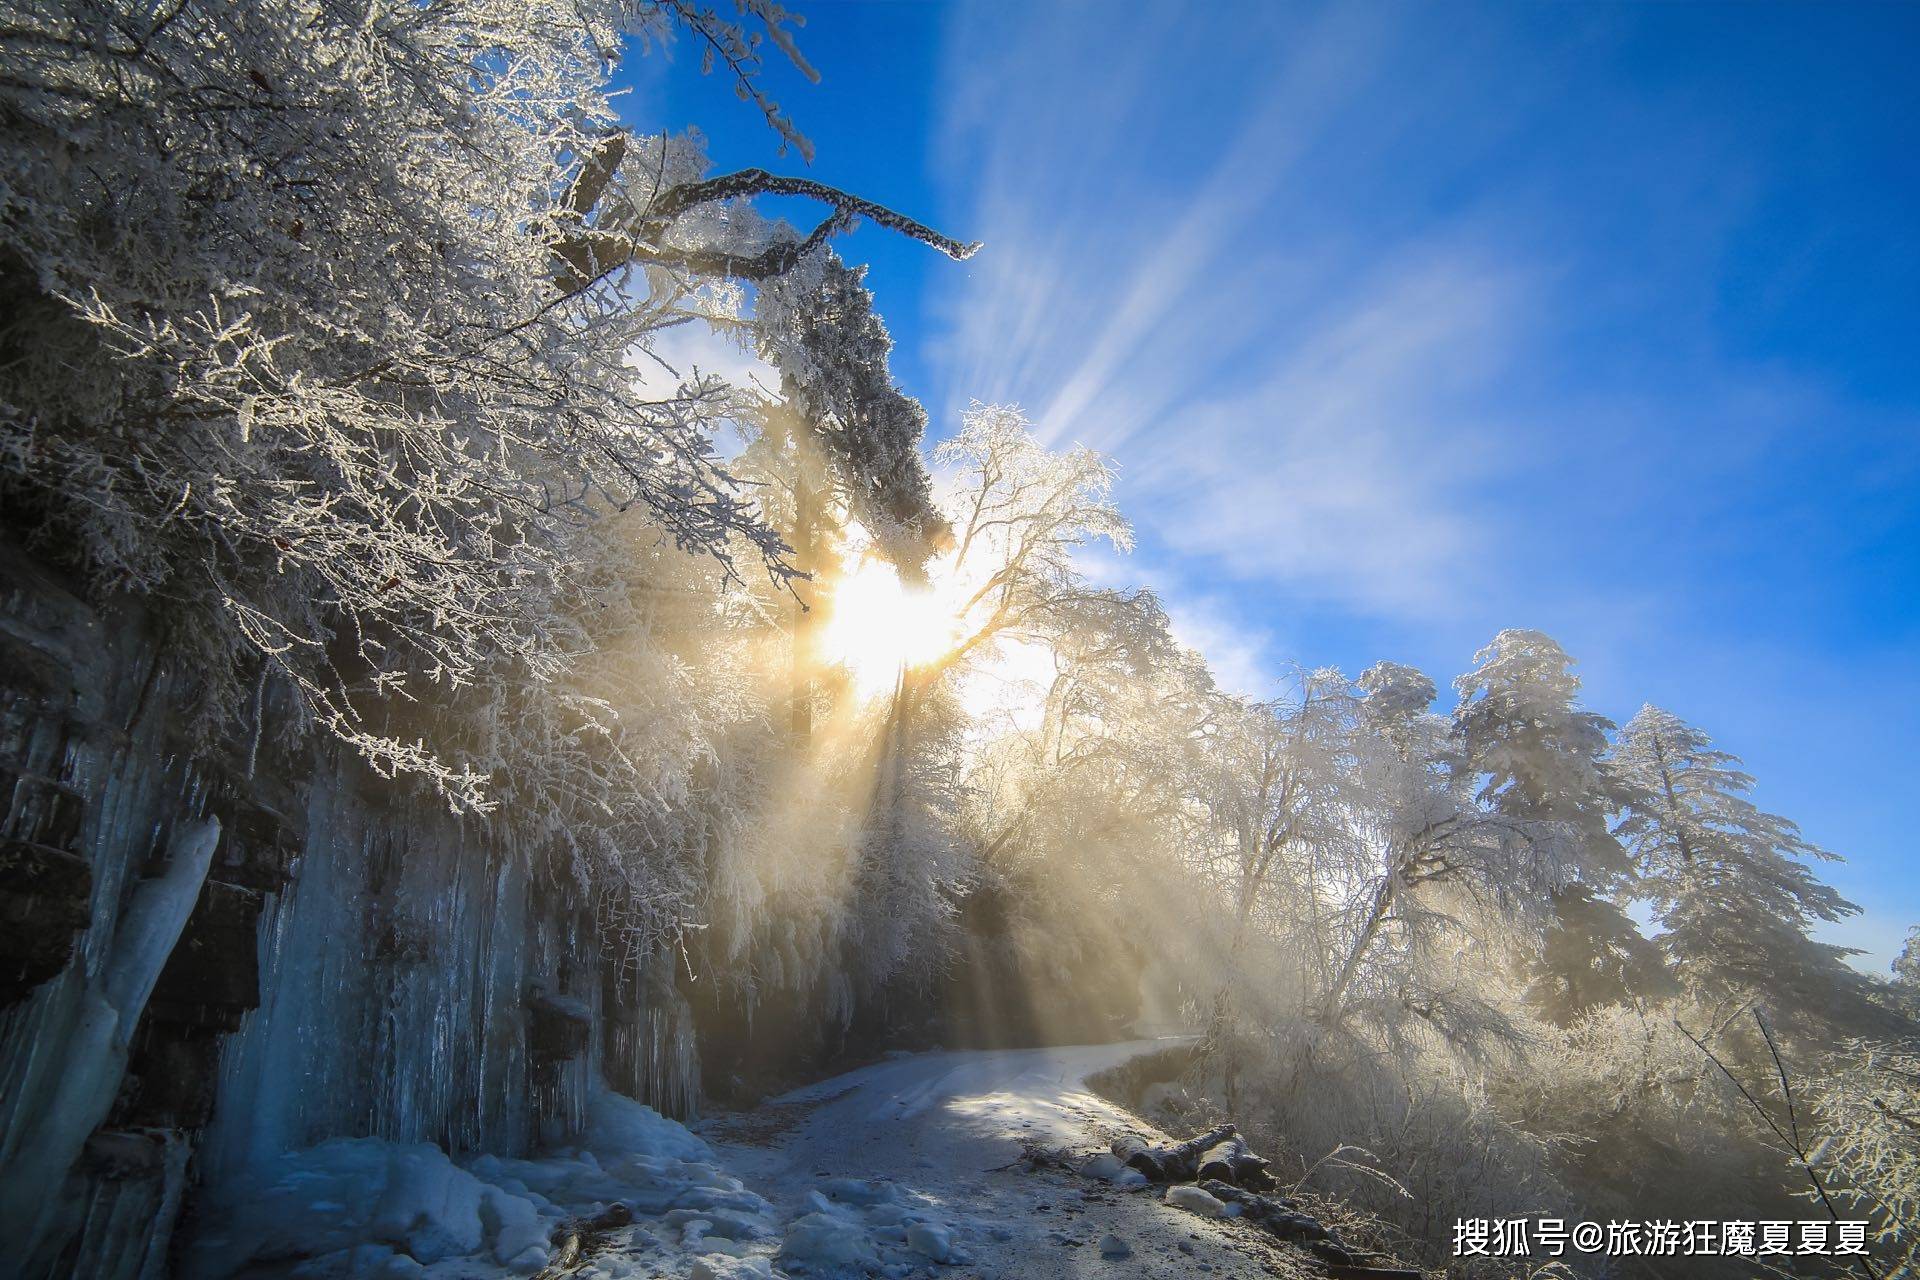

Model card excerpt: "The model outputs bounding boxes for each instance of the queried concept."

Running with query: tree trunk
[780,384,818,747]
[1205,853,1262,1113]
[1322,871,1397,1022]
[1111,1123,1238,1182]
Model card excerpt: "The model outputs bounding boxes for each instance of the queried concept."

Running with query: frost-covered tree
[1895,927,1920,989]
[0,0,970,809]
[1186,657,1572,1061]
[1493,1004,1784,1240]
[924,404,1133,679]
[1613,706,1890,1037]
[756,258,951,563]
[1528,885,1676,1019]
[915,418,1213,1043]
[1320,661,1569,1044]
[1356,660,1442,761]
[729,257,956,743]
[1190,673,1361,1104]
[821,406,1133,1002]
[963,591,1204,876]
[1805,1040,1920,1274]
[1453,630,1664,1021]
[680,405,1127,1041]
[1452,632,1616,843]
[1882,926,1920,1021]
[922,406,1148,889]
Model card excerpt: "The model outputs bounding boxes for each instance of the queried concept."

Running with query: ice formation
[0,564,706,1277]
[187,1085,776,1278]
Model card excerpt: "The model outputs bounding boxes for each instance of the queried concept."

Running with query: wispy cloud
[929,0,1531,618]
[1124,249,1524,615]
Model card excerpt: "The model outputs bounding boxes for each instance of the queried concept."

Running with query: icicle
[0,818,219,1259]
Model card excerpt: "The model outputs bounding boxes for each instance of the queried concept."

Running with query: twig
[1674,1015,1876,1280]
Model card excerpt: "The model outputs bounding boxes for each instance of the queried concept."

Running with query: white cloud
[1076,546,1284,699]
[1160,591,1283,700]
[631,318,777,404]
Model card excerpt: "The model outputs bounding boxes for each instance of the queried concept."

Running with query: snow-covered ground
[194,1040,1317,1280]
[703,1038,1317,1280]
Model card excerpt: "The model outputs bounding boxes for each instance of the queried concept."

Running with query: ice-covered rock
[368,1144,487,1262]
[690,1256,778,1280]
[1078,1152,1126,1181]
[1164,1184,1227,1217]
[185,1138,522,1275]
[905,1221,955,1262]
[502,1243,550,1274]
[668,1204,769,1241]
[184,1081,785,1279]
[780,1212,882,1268]
[482,1184,550,1265]
[804,1189,853,1218]
[816,1176,897,1206]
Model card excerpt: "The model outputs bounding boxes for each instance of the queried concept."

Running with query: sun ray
[817,557,963,697]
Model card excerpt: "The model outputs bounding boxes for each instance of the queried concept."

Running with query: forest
[0,2,1914,1278]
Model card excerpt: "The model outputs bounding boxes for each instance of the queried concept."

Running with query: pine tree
[1613,706,1894,1037]
[1526,884,1676,1018]
[1452,630,1666,1020]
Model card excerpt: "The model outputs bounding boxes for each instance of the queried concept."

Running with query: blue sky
[636,1,1920,971]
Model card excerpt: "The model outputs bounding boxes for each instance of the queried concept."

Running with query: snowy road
[194,1039,1321,1278]
[699,1040,1319,1280]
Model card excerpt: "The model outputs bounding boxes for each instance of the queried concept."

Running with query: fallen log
[1111,1123,1238,1182]
[1110,1134,1155,1170]
[1199,1179,1319,1236]
[1198,1178,1361,1265]
[1197,1133,1273,1187]
[534,1202,634,1279]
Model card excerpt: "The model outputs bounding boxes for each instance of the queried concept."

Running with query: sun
[817,558,959,696]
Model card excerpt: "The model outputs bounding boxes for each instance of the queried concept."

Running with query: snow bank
[182,1139,553,1277]
[586,1084,712,1164]
[186,1083,779,1279]
[185,1077,1000,1279]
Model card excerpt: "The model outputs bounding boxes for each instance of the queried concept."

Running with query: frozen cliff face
[199,777,556,1182]
[605,963,703,1124]
[0,548,704,1279]
[199,772,703,1188]
[0,548,230,1272]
